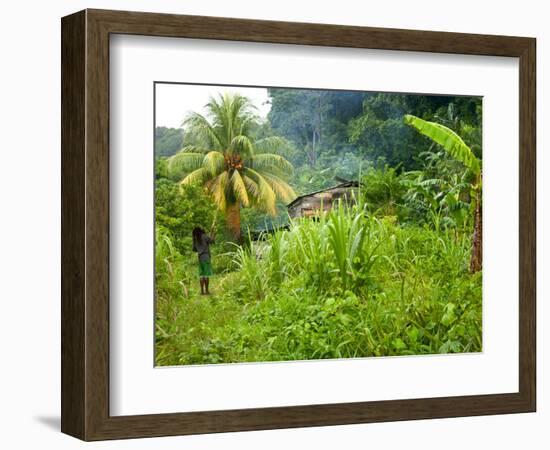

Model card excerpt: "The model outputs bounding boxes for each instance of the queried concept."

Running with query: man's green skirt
[198,260,213,277]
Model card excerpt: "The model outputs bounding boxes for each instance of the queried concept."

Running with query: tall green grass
[155,201,482,366]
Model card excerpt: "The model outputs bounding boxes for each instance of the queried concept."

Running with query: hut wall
[288,186,358,218]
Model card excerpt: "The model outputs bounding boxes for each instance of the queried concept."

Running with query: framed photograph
[61,9,536,441]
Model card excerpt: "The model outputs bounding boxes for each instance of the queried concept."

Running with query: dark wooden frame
[61,8,536,441]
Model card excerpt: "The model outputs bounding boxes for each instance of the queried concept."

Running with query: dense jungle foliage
[155,89,483,366]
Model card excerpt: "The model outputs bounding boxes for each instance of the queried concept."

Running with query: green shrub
[155,177,223,254]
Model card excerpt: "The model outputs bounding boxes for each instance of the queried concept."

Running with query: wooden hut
[287,180,359,219]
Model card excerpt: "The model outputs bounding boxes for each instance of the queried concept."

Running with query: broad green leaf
[404,114,480,175]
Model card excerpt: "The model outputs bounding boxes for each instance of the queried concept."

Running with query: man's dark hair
[192,227,205,244]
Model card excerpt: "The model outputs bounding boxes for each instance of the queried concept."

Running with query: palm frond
[238,115,257,137]
[404,114,480,174]
[206,93,257,146]
[168,151,205,175]
[249,153,294,176]
[183,112,225,150]
[181,167,212,186]
[205,94,228,134]
[242,175,261,201]
[230,170,250,207]
[202,151,226,176]
[207,171,229,211]
[243,168,277,215]
[180,145,211,154]
[254,136,289,155]
[258,172,297,203]
[229,135,255,158]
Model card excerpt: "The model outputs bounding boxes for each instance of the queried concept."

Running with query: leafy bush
[155,177,222,254]
[361,166,408,220]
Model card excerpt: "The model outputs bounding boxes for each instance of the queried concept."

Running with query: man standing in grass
[192,227,215,295]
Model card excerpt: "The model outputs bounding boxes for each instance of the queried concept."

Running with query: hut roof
[286,179,360,208]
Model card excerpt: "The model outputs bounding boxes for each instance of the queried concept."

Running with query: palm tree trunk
[469,192,482,273]
[226,202,242,242]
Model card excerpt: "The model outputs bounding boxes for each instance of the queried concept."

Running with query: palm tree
[404,114,482,273]
[168,93,296,241]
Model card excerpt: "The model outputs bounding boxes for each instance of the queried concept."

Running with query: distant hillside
[155,126,184,158]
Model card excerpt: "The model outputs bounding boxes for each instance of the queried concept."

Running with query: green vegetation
[156,202,481,365]
[155,88,483,366]
[404,114,482,272]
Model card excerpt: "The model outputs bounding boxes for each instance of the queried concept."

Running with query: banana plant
[404,114,482,272]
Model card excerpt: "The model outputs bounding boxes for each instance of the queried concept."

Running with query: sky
[155,83,271,129]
